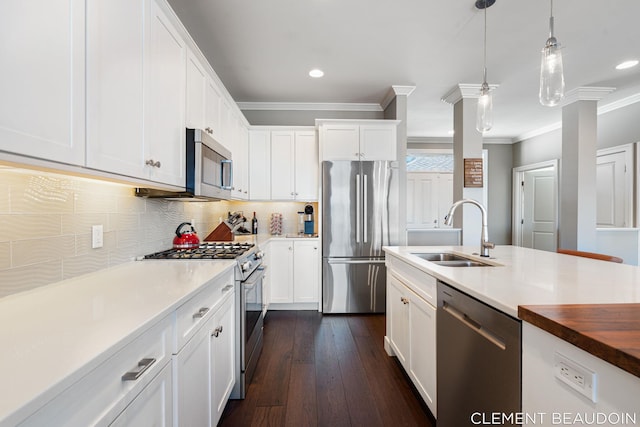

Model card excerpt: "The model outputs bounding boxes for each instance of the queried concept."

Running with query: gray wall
[513,101,640,167]
[242,109,382,126]
[485,144,513,245]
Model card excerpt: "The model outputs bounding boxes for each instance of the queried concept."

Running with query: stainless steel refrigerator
[322,160,392,313]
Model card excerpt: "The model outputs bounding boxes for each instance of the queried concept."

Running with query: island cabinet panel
[385,257,437,417]
[0,0,86,165]
[522,322,640,426]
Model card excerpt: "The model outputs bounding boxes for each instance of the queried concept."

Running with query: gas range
[143,242,263,281]
[144,242,255,260]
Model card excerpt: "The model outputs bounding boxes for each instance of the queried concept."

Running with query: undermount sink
[411,252,494,267]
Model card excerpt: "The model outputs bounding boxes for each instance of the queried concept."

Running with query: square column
[442,84,495,248]
[559,87,614,251]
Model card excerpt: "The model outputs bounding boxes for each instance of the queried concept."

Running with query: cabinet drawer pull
[212,326,223,337]
[192,307,210,319]
[145,159,161,168]
[222,284,234,292]
[122,358,156,381]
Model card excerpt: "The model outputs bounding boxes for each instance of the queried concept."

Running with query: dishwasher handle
[442,302,506,351]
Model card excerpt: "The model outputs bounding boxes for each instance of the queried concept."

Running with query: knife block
[203,222,233,242]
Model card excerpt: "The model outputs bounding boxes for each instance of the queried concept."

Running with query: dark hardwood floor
[219,311,435,427]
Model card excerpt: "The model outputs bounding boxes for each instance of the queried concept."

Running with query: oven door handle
[243,266,266,290]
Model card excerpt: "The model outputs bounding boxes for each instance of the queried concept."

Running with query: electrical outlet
[554,352,597,402]
[92,225,104,249]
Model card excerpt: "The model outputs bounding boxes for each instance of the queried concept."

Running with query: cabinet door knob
[145,159,161,168]
[400,297,409,305]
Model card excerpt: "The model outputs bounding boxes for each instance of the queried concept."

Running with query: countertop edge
[518,304,640,379]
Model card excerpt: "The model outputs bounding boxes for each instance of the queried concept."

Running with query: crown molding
[514,90,640,142]
[561,86,616,105]
[381,85,416,109]
[598,92,640,115]
[237,102,383,112]
[441,83,499,104]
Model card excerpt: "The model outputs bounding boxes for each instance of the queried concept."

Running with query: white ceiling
[167,0,640,141]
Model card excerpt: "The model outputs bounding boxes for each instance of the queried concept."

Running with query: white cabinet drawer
[19,315,173,427]
[174,269,234,353]
[387,255,437,307]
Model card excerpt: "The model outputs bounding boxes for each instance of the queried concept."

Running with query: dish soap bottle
[252,212,258,234]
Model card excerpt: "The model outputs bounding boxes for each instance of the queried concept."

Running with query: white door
[271,131,295,200]
[268,241,294,303]
[86,0,145,177]
[210,293,235,425]
[521,167,557,252]
[0,0,85,165]
[360,124,397,161]
[293,240,320,303]
[174,325,210,427]
[294,131,319,201]
[407,172,453,229]
[596,150,628,227]
[248,130,271,200]
[145,0,186,186]
[320,124,360,160]
[109,362,173,427]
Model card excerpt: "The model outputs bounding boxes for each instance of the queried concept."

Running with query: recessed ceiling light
[616,60,639,70]
[309,69,324,78]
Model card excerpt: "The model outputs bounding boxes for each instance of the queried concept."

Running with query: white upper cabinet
[248,130,271,200]
[294,131,319,201]
[254,128,318,201]
[232,121,249,199]
[86,0,145,178]
[144,0,187,187]
[0,0,86,165]
[270,131,295,200]
[204,79,223,140]
[318,120,399,161]
[185,49,207,130]
[86,0,186,187]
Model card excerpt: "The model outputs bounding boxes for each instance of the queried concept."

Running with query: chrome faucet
[444,199,495,257]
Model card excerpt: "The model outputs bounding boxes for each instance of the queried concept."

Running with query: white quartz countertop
[383,245,640,318]
[0,260,235,426]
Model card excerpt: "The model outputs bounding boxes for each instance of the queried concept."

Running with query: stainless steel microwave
[136,129,233,201]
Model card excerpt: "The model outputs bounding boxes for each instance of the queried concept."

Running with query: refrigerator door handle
[326,258,386,264]
[356,174,361,243]
[363,174,368,243]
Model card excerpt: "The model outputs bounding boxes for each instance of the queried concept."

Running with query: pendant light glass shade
[539,1,565,106]
[476,0,493,133]
[476,82,493,132]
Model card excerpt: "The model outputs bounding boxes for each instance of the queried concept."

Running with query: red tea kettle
[173,222,200,249]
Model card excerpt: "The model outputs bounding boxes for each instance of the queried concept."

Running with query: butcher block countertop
[519,304,640,378]
[384,245,640,378]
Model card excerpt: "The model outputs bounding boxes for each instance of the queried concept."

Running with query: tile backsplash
[0,167,316,298]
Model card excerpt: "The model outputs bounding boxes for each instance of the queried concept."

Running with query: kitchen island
[383,245,640,425]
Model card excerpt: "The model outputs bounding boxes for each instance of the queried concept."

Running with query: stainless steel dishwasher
[437,281,521,426]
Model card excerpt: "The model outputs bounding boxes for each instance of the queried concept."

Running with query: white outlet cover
[554,352,597,403]
[92,225,104,249]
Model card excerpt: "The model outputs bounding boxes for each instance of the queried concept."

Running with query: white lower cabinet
[109,362,173,427]
[268,239,320,307]
[173,270,235,427]
[386,266,437,417]
[210,290,236,423]
[18,315,174,427]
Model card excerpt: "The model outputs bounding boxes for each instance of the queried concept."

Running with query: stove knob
[254,251,264,259]
[241,261,252,272]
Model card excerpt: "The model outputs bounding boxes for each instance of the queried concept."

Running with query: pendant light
[476,0,493,133]
[539,0,565,106]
